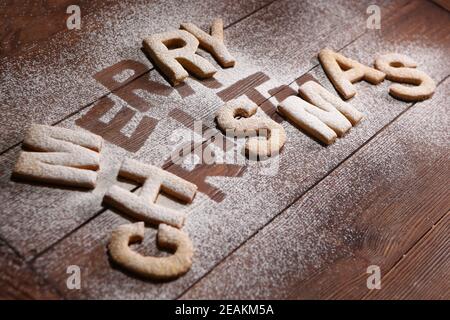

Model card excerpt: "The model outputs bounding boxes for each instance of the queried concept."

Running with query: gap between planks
[362,209,450,300]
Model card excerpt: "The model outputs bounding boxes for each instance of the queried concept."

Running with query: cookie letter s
[13,124,102,188]
[143,30,217,86]
[374,53,436,101]
[216,99,286,159]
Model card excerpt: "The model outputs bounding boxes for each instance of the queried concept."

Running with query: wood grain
[0,0,275,153]
[0,0,111,58]
[364,212,450,300]
[0,0,400,258]
[1,0,448,300]
[0,238,60,299]
[30,1,450,299]
[181,77,450,299]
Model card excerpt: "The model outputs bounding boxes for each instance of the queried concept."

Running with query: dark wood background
[0,0,449,299]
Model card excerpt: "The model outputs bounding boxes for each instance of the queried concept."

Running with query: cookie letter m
[13,124,103,189]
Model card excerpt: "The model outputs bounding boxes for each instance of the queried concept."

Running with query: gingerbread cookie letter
[108,222,193,280]
[278,81,363,145]
[13,124,102,188]
[374,53,436,101]
[181,18,235,68]
[216,99,286,159]
[319,48,385,100]
[143,30,216,86]
[104,158,197,228]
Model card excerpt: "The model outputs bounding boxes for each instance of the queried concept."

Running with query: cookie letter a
[216,99,286,159]
[13,124,102,188]
[319,48,385,100]
[104,158,197,228]
[181,18,235,68]
[109,222,193,280]
[278,81,363,145]
[143,30,217,86]
[374,53,436,101]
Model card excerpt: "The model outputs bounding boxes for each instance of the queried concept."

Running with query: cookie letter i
[319,48,385,100]
[143,30,217,86]
[104,158,197,228]
[13,124,103,188]
[278,81,363,145]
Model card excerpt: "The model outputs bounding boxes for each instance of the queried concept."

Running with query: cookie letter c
[108,222,194,280]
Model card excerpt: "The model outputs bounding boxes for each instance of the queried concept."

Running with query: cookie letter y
[181,18,235,67]
[143,30,217,86]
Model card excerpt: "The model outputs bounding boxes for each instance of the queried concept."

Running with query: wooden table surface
[0,0,449,299]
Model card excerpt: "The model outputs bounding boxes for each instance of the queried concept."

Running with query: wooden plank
[0,0,397,258]
[0,0,275,153]
[0,238,60,299]
[181,77,450,299]
[0,1,112,58]
[431,0,450,11]
[0,0,278,258]
[29,1,450,299]
[364,212,450,300]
